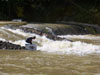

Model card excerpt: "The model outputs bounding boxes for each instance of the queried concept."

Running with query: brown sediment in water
[0,50,100,75]
[0,21,27,26]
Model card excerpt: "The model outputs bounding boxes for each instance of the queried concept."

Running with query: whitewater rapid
[0,27,100,55]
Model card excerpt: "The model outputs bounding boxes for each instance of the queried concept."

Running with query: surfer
[25,36,37,50]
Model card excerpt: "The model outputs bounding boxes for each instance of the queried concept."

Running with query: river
[0,25,100,75]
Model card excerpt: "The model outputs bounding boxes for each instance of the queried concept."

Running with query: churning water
[0,26,100,75]
[0,26,100,55]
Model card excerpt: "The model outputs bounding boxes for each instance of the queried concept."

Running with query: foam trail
[0,27,100,55]
[58,35,100,40]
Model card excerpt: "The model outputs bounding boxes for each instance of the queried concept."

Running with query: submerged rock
[3,25,71,41]
[0,41,25,50]
[20,27,68,41]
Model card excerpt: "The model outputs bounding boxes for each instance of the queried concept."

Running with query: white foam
[13,40,26,46]
[0,38,6,41]
[11,36,100,55]
[58,35,100,40]
[0,27,100,55]
[37,39,100,55]
[1,27,34,37]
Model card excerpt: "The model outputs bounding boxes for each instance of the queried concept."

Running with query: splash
[0,27,100,55]
[0,38,6,41]
[58,35,100,40]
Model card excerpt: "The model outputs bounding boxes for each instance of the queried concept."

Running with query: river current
[0,25,100,75]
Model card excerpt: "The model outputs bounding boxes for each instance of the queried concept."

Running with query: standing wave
[0,27,100,55]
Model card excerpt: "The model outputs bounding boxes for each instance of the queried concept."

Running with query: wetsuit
[25,37,37,50]
[26,37,33,44]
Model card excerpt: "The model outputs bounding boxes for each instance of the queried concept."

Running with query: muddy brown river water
[0,50,100,75]
[0,26,100,75]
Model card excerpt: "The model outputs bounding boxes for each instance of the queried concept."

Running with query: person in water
[25,36,37,50]
[26,36,36,44]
